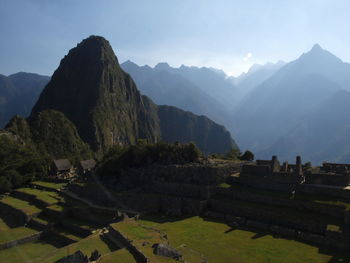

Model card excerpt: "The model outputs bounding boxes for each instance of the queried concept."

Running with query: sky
[1,0,350,77]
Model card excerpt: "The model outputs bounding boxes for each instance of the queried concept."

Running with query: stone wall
[208,199,327,234]
[296,184,350,202]
[152,181,214,199]
[12,190,51,208]
[305,173,350,186]
[0,231,43,250]
[0,202,39,226]
[216,187,346,219]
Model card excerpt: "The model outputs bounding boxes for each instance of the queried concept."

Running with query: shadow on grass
[99,234,119,252]
[140,213,193,224]
[0,212,21,228]
[202,214,350,262]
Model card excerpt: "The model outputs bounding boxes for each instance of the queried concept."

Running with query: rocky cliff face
[158,105,237,154]
[29,35,237,155]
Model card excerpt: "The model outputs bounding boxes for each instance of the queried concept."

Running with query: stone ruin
[239,155,305,191]
[239,155,350,190]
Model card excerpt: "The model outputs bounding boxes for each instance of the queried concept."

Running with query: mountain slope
[263,90,350,163]
[233,44,348,154]
[0,73,49,127]
[158,105,237,154]
[6,110,92,160]
[233,61,285,100]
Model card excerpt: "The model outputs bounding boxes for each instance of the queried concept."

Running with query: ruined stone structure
[239,156,305,191]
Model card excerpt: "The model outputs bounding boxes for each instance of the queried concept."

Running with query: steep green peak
[31,35,160,153]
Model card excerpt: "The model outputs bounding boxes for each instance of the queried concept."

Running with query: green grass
[0,196,41,215]
[138,215,350,263]
[99,248,137,263]
[111,221,178,263]
[0,239,58,263]
[46,204,65,212]
[0,227,38,244]
[31,181,67,191]
[16,188,61,205]
[0,217,10,231]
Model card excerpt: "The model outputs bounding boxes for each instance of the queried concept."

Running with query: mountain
[158,105,237,154]
[29,36,237,155]
[151,62,238,110]
[232,61,285,100]
[0,73,49,127]
[263,90,350,163]
[233,44,349,156]
[121,60,233,131]
[32,36,161,153]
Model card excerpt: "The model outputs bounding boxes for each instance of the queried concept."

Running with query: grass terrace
[0,239,59,263]
[16,188,61,205]
[31,181,67,191]
[0,196,41,215]
[0,227,38,244]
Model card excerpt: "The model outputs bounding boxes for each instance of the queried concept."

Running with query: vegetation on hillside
[0,135,50,193]
[97,140,202,176]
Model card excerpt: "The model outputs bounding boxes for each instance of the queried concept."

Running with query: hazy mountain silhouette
[232,61,285,101]
[234,44,350,162]
[121,61,234,132]
[152,62,238,110]
[263,90,350,163]
[0,73,49,127]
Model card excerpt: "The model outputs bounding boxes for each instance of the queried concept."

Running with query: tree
[0,176,12,193]
[239,150,254,161]
[226,148,241,160]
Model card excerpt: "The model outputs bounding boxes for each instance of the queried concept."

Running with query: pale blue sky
[1,0,350,76]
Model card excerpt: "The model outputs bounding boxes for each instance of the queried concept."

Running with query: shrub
[97,141,202,176]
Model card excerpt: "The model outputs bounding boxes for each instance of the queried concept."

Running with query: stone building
[78,159,96,175]
[51,159,74,178]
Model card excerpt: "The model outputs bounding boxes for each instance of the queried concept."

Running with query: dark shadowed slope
[158,105,237,154]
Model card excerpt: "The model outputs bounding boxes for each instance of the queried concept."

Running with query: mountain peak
[310,43,323,52]
[154,62,171,71]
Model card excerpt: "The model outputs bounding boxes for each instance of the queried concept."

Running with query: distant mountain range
[0,73,49,127]
[234,44,350,163]
[121,61,234,132]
